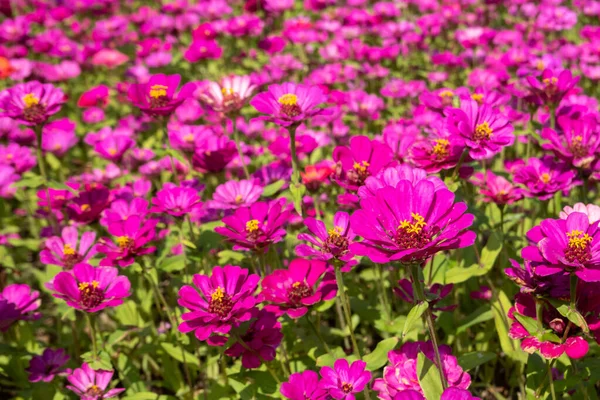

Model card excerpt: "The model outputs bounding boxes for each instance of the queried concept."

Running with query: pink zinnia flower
[0,81,65,126]
[91,48,129,69]
[526,69,580,106]
[319,359,372,400]
[296,211,357,263]
[259,258,337,318]
[0,284,41,331]
[150,184,203,217]
[209,180,263,210]
[560,203,600,224]
[357,165,445,200]
[447,99,514,160]
[77,85,110,108]
[66,184,111,224]
[100,197,149,227]
[47,263,131,312]
[94,134,135,163]
[350,180,476,264]
[215,200,293,252]
[40,226,98,270]
[281,370,328,400]
[192,134,238,173]
[178,265,260,346]
[127,74,196,116]
[410,123,466,173]
[512,156,577,200]
[225,309,283,368]
[66,363,125,399]
[200,75,256,114]
[97,216,157,267]
[27,348,70,383]
[41,118,78,157]
[250,82,331,127]
[470,171,523,205]
[541,113,600,169]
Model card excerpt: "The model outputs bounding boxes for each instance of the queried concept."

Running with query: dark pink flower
[178,265,259,346]
[127,74,196,116]
[0,284,41,331]
[26,348,70,383]
[150,184,203,217]
[526,69,580,106]
[541,113,600,169]
[209,180,263,210]
[40,226,98,270]
[77,85,110,108]
[67,184,111,224]
[97,216,157,267]
[296,211,357,263]
[281,370,328,400]
[512,156,577,200]
[0,81,65,126]
[259,258,337,318]
[66,363,125,399]
[319,359,372,400]
[470,171,523,205]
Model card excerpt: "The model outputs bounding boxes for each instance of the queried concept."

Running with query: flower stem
[231,117,250,179]
[570,272,577,310]
[86,313,98,359]
[234,334,281,383]
[288,123,301,185]
[451,150,468,181]
[409,263,448,390]
[306,314,331,354]
[334,264,361,358]
[178,221,191,284]
[547,360,557,400]
[34,125,58,233]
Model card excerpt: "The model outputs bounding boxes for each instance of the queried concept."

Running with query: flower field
[1,0,600,399]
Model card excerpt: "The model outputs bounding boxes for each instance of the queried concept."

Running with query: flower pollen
[149,84,169,108]
[208,286,233,317]
[565,230,593,265]
[396,212,432,250]
[342,382,353,394]
[116,236,131,249]
[540,173,551,184]
[63,244,76,256]
[23,93,39,108]
[287,281,313,305]
[278,93,301,117]
[78,280,104,309]
[246,219,259,232]
[474,121,493,141]
[432,139,450,159]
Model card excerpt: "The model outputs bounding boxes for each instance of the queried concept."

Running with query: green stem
[231,117,250,179]
[570,273,577,310]
[409,263,448,390]
[499,205,505,236]
[86,313,98,359]
[547,360,557,400]
[34,125,58,233]
[377,264,391,321]
[288,124,301,185]
[334,264,361,358]
[313,194,322,220]
[306,314,331,354]
[178,221,191,284]
[451,150,468,181]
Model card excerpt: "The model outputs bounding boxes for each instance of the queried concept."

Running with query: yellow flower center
[536,61,545,71]
[353,161,369,173]
[328,226,343,238]
[183,134,195,142]
[439,90,454,98]
[149,84,168,99]
[80,204,90,211]
[432,139,450,158]
[116,236,131,249]
[108,148,117,155]
[211,286,225,302]
[471,93,484,103]
[543,77,558,85]
[399,212,427,234]
[540,173,551,184]
[474,122,493,141]
[23,93,39,108]
[78,280,99,291]
[567,230,592,249]
[235,194,243,204]
[221,87,235,96]
[246,219,259,232]
[278,93,298,106]
[63,244,76,256]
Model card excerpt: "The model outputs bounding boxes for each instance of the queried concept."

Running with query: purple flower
[0,81,65,125]
[541,113,600,168]
[127,74,196,116]
[372,341,471,399]
[250,82,331,127]
[447,99,514,160]
[67,184,111,224]
[66,363,125,400]
[319,359,372,400]
[0,284,41,331]
[26,348,70,383]
[42,118,78,157]
[259,258,337,319]
[97,216,157,267]
[192,134,237,173]
[526,69,580,106]
[512,156,577,200]
[150,184,203,217]
[504,259,569,298]
[178,265,259,346]
[225,309,283,368]
[47,263,131,312]
[296,211,357,263]
[350,180,476,264]
[281,370,328,400]
[40,226,98,270]
[209,180,263,210]
[215,200,293,252]
[522,212,600,282]
[332,135,394,192]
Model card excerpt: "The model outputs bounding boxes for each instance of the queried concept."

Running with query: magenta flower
[512,156,577,200]
[37,187,74,211]
[200,75,256,114]
[319,359,372,400]
[0,81,65,125]
[26,348,70,383]
[215,200,293,252]
[357,165,446,200]
[47,263,131,312]
[67,184,111,224]
[77,85,110,108]
[150,184,203,217]
[541,113,600,168]
[184,39,223,62]
[281,370,328,400]
[447,99,514,160]
[522,212,600,282]
[560,203,600,224]
[410,123,467,173]
[41,118,78,157]
[97,216,157,267]
[332,135,394,191]
[250,82,331,127]
[350,180,476,264]
[225,309,283,368]
[100,197,149,227]
[0,165,18,198]
[209,180,263,210]
[0,284,41,331]
[372,341,471,399]
[395,279,456,315]
[260,258,337,318]
[40,226,98,270]
[470,171,523,205]
[127,74,196,116]
[296,211,357,263]
[192,134,238,173]
[94,135,135,163]
[66,363,124,400]
[526,69,580,106]
[178,265,260,346]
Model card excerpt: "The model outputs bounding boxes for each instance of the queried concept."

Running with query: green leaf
[457,305,493,334]
[46,153,61,170]
[445,231,502,283]
[12,175,44,189]
[458,351,497,371]
[121,393,164,400]
[82,351,112,370]
[364,337,398,371]
[47,181,78,194]
[217,250,246,265]
[402,301,428,338]
[262,179,285,197]
[513,312,540,336]
[553,303,589,334]
[114,300,142,327]
[289,183,306,216]
[160,343,200,367]
[158,255,186,272]
[181,239,196,249]
[417,352,444,400]
[492,290,527,363]
[315,347,352,367]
